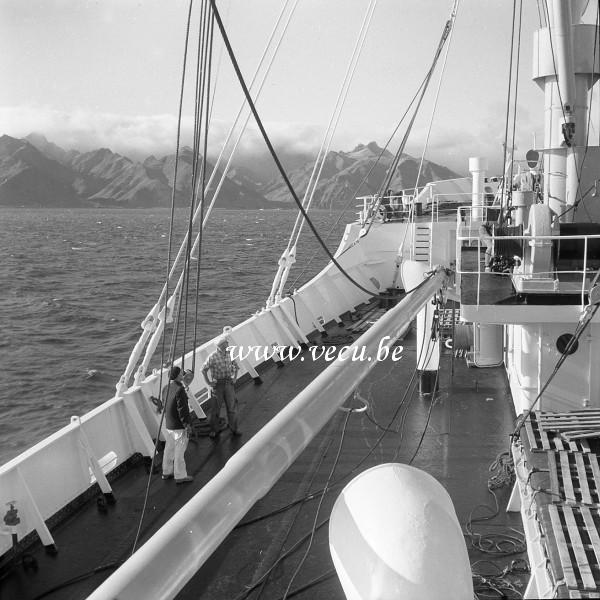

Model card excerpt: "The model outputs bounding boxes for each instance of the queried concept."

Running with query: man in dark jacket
[161,366,193,484]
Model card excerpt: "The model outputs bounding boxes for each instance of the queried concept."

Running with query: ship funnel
[329,463,473,600]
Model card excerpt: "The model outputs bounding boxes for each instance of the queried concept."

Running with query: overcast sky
[1,0,597,174]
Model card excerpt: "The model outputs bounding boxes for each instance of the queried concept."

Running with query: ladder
[413,224,432,264]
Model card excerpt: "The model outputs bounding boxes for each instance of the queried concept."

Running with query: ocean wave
[0,207,349,464]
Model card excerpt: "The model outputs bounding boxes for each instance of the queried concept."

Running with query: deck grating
[547,505,600,594]
[525,412,591,453]
[538,410,600,444]
[548,451,600,505]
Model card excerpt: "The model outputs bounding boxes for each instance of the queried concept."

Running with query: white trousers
[162,428,189,479]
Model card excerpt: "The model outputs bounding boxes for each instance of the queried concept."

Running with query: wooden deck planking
[549,505,579,588]
[575,453,593,506]
[548,451,561,499]
[589,454,600,491]
[581,509,600,574]
[561,452,577,503]
[524,417,537,451]
[562,506,596,591]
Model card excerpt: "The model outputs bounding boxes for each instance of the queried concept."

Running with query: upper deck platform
[457,206,600,324]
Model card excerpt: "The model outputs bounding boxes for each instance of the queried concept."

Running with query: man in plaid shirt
[202,337,241,438]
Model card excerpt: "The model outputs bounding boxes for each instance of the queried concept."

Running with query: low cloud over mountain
[0,134,459,209]
[262,142,458,208]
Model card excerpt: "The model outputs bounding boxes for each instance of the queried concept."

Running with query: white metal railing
[356,192,498,226]
[429,192,503,223]
[456,206,600,307]
[457,204,503,231]
[356,194,415,225]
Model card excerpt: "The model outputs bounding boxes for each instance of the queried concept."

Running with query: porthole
[556,333,578,355]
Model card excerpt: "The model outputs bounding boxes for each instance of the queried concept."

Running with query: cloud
[0,105,325,160]
[0,102,542,177]
[0,105,183,159]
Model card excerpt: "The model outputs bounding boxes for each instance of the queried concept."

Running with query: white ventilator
[329,463,473,600]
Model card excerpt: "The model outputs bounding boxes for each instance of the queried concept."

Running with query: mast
[533,0,599,221]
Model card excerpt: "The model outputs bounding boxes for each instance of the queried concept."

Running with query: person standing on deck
[479,222,494,272]
[202,337,241,438]
[182,369,195,404]
[182,368,198,421]
[161,366,194,484]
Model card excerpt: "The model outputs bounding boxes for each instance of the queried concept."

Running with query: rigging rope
[196,0,300,231]
[267,0,377,306]
[413,0,460,198]
[394,0,460,263]
[288,3,465,286]
[287,0,377,252]
[133,0,220,557]
[508,0,524,197]
[499,0,519,226]
[359,4,458,242]
[191,10,215,372]
[209,0,382,298]
[126,0,299,386]
[287,74,432,290]
[130,0,198,556]
[182,0,212,368]
[143,0,299,319]
[377,15,455,200]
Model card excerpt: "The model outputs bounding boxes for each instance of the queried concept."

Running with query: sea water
[1,207,349,463]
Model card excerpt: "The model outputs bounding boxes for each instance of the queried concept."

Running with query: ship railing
[456,204,503,243]
[430,192,496,221]
[456,208,600,307]
[356,194,415,225]
[356,192,497,225]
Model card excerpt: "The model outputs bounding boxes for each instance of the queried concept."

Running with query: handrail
[456,205,600,307]
[356,192,498,226]
[88,268,450,600]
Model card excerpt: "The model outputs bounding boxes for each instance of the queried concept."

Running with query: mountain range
[0,133,460,209]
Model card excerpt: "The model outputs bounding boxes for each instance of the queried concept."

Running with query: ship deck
[0,304,525,600]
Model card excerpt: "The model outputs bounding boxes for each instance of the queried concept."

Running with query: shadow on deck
[460,247,516,305]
